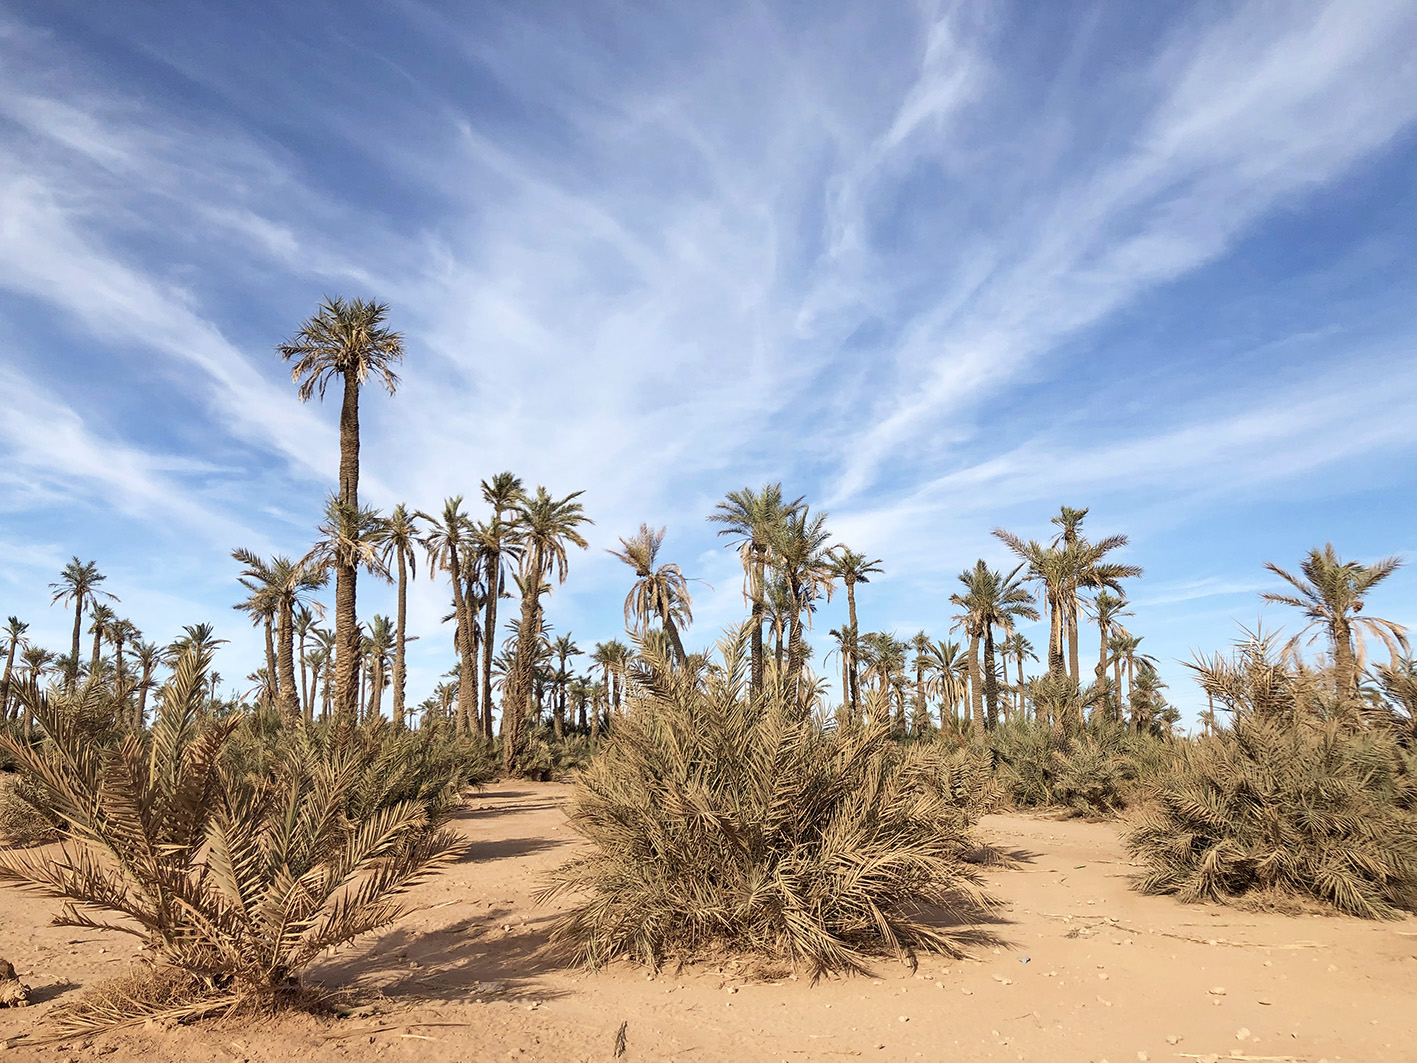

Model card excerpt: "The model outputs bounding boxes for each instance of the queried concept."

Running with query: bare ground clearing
[2,782,1414,1062]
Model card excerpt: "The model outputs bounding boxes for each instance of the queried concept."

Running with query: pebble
[1137,1053,1149,1062]
[1165,1035,1182,1045]
[1208,986,1226,996]
[1236,1028,1251,1041]
[898,1015,909,1023]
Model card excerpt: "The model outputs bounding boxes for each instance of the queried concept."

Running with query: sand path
[2,781,1415,1062]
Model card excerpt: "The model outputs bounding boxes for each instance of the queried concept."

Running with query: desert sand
[2,782,1415,1062]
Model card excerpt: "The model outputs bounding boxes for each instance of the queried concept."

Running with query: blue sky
[2,1,1415,723]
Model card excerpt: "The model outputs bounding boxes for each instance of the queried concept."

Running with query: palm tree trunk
[462,570,482,733]
[299,632,310,722]
[1113,654,1124,723]
[503,552,543,773]
[1331,617,1359,702]
[277,603,298,720]
[914,663,926,733]
[263,616,278,710]
[339,369,360,508]
[70,603,84,689]
[983,624,1000,730]
[786,590,805,711]
[750,546,766,697]
[846,581,860,720]
[1067,598,1080,690]
[553,683,565,740]
[1,642,17,722]
[334,559,358,720]
[481,560,501,739]
[445,551,477,738]
[1016,656,1025,721]
[90,624,102,674]
[371,659,384,721]
[1047,592,1065,679]
[392,547,408,728]
[136,679,150,731]
[969,634,983,730]
[663,612,687,664]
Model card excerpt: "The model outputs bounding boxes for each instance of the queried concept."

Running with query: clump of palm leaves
[540,630,993,979]
[0,771,61,847]
[991,718,1174,817]
[517,725,595,782]
[0,644,463,1032]
[1126,633,1417,918]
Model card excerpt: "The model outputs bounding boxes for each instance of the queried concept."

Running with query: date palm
[130,639,162,730]
[1087,591,1131,720]
[1,617,29,722]
[550,634,581,740]
[17,646,52,736]
[479,472,526,737]
[1049,507,1142,686]
[233,577,279,710]
[610,524,693,663]
[363,614,395,723]
[1000,632,1037,720]
[87,603,117,674]
[826,547,883,719]
[951,561,1037,730]
[709,484,801,697]
[923,640,967,726]
[233,550,327,720]
[293,606,317,721]
[1263,544,1407,704]
[50,558,117,690]
[502,487,592,771]
[419,498,480,736]
[281,298,402,721]
[771,505,833,709]
[303,497,389,720]
[106,617,141,719]
[379,504,421,728]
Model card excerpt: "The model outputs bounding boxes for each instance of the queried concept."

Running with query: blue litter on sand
[1019,957,1031,963]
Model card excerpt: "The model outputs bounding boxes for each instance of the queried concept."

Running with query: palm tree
[609,524,693,662]
[303,497,389,720]
[1,617,29,722]
[232,550,327,720]
[478,472,525,738]
[1108,632,1156,722]
[293,606,317,721]
[87,603,117,674]
[168,623,227,660]
[18,646,53,736]
[771,505,833,709]
[1049,507,1143,686]
[1000,631,1037,720]
[106,617,141,719]
[909,630,932,731]
[501,487,592,771]
[1086,591,1131,720]
[1263,544,1407,704]
[363,614,395,723]
[708,484,801,697]
[419,497,480,736]
[50,558,117,690]
[951,561,1038,730]
[279,297,404,511]
[379,504,421,728]
[923,640,968,726]
[826,547,883,719]
[280,297,403,719]
[550,633,581,740]
[130,639,162,731]
[233,574,279,709]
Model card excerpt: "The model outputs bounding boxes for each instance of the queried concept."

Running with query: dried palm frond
[540,630,995,980]
[0,644,463,1029]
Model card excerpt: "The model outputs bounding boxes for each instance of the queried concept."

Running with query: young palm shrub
[1126,633,1417,918]
[991,718,1174,817]
[0,644,462,1032]
[540,630,993,979]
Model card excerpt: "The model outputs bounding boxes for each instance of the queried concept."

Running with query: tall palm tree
[708,484,801,697]
[280,297,403,719]
[826,547,883,720]
[771,505,833,709]
[18,646,53,736]
[379,504,421,728]
[303,497,389,720]
[923,639,968,726]
[50,558,117,690]
[1087,590,1131,719]
[478,472,525,738]
[1,617,29,722]
[1000,631,1037,720]
[1049,507,1143,686]
[910,630,932,731]
[293,606,317,721]
[106,617,140,719]
[233,576,279,710]
[419,497,480,736]
[501,487,592,771]
[951,561,1038,730]
[609,524,693,662]
[363,614,395,723]
[1108,632,1156,721]
[232,550,327,720]
[1263,544,1407,703]
[550,633,581,740]
[130,639,162,731]
[279,297,404,513]
[87,603,117,673]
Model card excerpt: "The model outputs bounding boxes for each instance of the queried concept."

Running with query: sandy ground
[2,782,1416,1062]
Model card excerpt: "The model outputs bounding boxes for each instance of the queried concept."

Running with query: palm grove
[2,297,1415,1031]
